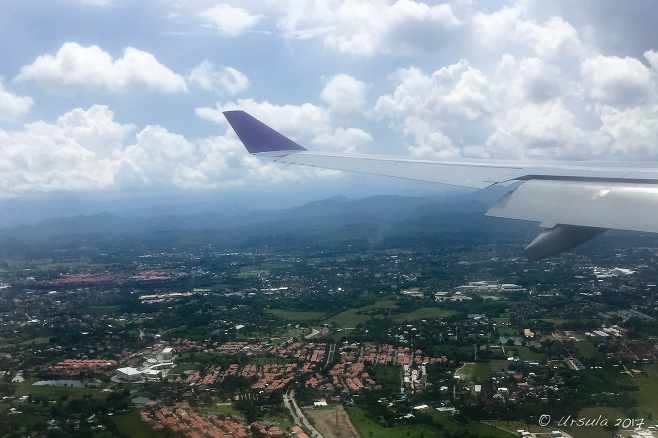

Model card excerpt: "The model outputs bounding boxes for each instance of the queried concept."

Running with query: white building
[160,347,173,362]
[143,369,162,381]
[116,367,142,382]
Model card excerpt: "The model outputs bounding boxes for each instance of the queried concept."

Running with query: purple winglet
[223,110,307,154]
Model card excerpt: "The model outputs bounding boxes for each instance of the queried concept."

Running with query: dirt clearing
[304,405,359,438]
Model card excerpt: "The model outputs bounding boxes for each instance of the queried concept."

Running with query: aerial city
[2,1,658,438]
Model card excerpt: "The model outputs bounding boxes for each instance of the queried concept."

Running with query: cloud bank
[2,1,658,197]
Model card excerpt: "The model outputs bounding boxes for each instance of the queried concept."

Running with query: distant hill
[0,194,493,238]
[2,192,654,260]
[0,184,516,228]
[0,194,542,258]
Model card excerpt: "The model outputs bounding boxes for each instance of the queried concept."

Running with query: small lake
[33,379,84,387]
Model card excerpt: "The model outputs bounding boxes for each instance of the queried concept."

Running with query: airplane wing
[224,110,658,261]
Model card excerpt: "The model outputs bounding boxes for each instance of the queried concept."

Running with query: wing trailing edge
[224,110,658,261]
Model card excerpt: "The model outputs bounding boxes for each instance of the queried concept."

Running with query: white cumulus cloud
[0,105,129,195]
[187,60,249,94]
[373,50,658,160]
[198,4,263,36]
[581,55,654,106]
[0,79,34,122]
[474,8,584,60]
[0,103,353,196]
[15,43,188,93]
[320,74,368,120]
[278,0,461,55]
[375,61,493,158]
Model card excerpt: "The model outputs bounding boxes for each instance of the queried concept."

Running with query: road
[283,389,324,438]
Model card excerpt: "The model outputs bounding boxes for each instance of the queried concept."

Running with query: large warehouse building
[116,367,142,382]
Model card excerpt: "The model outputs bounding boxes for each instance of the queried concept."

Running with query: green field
[472,362,493,380]
[499,328,518,336]
[454,361,493,382]
[431,412,515,437]
[346,406,442,438]
[0,336,52,348]
[573,341,603,360]
[491,359,509,373]
[112,410,156,438]
[168,364,201,377]
[563,406,629,438]
[3,258,110,273]
[508,346,546,362]
[454,362,476,380]
[372,365,401,392]
[323,298,457,328]
[261,406,294,431]
[357,297,398,312]
[265,309,327,321]
[325,308,371,328]
[236,266,269,278]
[326,328,354,342]
[392,307,458,322]
[489,420,549,434]
[345,407,515,438]
[13,380,102,400]
[635,364,658,418]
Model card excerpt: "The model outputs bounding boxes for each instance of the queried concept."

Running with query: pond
[33,379,84,387]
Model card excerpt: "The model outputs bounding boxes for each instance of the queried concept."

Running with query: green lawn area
[563,406,629,438]
[491,359,509,373]
[537,317,573,326]
[262,405,294,431]
[236,266,269,278]
[17,336,52,346]
[0,336,52,348]
[508,346,546,362]
[4,258,110,273]
[252,356,293,366]
[454,362,476,380]
[325,308,371,328]
[496,327,518,336]
[372,365,400,392]
[489,420,548,434]
[346,406,443,438]
[392,307,458,322]
[326,328,354,343]
[634,364,658,419]
[112,410,154,438]
[573,341,603,360]
[472,362,493,380]
[493,317,511,323]
[168,364,201,377]
[432,412,515,437]
[13,380,101,400]
[358,297,399,312]
[265,309,327,322]
[454,362,492,381]
[324,297,457,328]
[345,407,515,438]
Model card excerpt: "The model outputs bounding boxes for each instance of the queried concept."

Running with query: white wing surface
[224,110,658,261]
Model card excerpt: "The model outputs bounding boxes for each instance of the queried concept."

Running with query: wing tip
[223,110,307,155]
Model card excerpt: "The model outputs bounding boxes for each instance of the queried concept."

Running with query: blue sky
[1,0,658,208]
